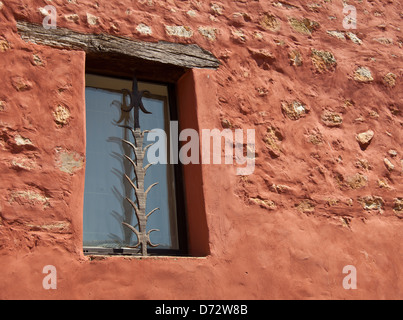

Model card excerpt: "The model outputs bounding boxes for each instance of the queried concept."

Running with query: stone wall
[0,0,402,299]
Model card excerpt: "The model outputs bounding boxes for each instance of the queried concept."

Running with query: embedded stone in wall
[256,87,269,96]
[311,49,337,73]
[388,150,398,157]
[272,1,299,9]
[0,37,10,52]
[281,100,308,120]
[378,178,392,189]
[326,30,346,40]
[321,110,343,127]
[86,13,99,26]
[165,25,193,38]
[198,27,217,41]
[288,17,319,35]
[259,13,281,32]
[358,196,384,211]
[53,105,71,127]
[269,183,291,194]
[388,104,400,116]
[249,48,276,68]
[289,49,302,66]
[369,110,380,119]
[383,73,397,87]
[250,198,276,210]
[346,173,368,189]
[109,23,119,33]
[307,129,323,145]
[221,119,233,129]
[356,159,372,170]
[14,134,33,147]
[394,198,403,217]
[346,32,362,45]
[232,12,252,25]
[231,29,246,43]
[374,37,393,45]
[11,76,32,92]
[296,200,315,213]
[136,24,152,35]
[384,158,395,171]
[210,3,224,16]
[10,156,38,171]
[354,67,373,82]
[26,221,71,233]
[264,126,283,158]
[55,148,84,174]
[38,7,50,16]
[32,53,43,66]
[326,198,340,207]
[138,0,154,6]
[310,3,325,12]
[356,130,374,150]
[9,190,50,208]
[249,49,275,61]
[65,14,80,23]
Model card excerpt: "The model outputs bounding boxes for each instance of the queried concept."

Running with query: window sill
[86,254,208,261]
[83,247,208,260]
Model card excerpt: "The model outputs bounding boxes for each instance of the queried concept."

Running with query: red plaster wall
[0,0,402,299]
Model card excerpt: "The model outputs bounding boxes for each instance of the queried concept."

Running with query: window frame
[82,73,188,257]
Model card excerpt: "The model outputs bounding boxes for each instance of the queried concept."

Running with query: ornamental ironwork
[118,76,159,256]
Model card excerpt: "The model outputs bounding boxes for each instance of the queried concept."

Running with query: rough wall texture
[0,0,402,299]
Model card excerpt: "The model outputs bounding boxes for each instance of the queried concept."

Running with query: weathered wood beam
[16,21,220,69]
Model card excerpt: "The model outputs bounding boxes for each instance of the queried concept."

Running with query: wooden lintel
[16,21,220,70]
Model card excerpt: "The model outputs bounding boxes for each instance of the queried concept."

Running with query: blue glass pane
[83,87,178,250]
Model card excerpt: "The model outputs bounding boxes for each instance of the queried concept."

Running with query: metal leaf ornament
[119,76,159,256]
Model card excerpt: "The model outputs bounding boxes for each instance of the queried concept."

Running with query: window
[16,20,218,257]
[83,74,187,256]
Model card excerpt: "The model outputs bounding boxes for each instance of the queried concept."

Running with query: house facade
[0,0,402,299]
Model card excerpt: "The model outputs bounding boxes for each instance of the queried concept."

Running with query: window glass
[83,75,179,251]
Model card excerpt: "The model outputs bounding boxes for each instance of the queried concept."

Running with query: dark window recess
[83,74,187,256]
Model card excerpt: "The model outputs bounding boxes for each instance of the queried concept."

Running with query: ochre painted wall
[0,0,402,299]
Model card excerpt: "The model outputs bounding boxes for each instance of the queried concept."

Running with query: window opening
[83,74,185,256]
